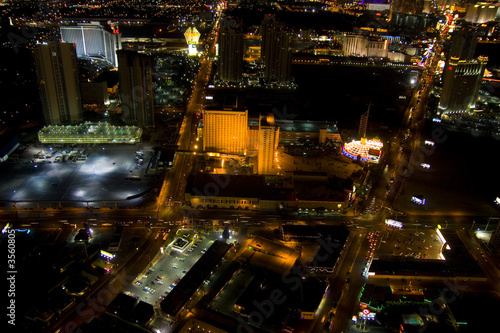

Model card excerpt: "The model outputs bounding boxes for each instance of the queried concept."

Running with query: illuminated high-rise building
[423,0,432,14]
[448,29,478,62]
[439,56,487,116]
[465,2,498,24]
[218,19,244,83]
[343,35,368,57]
[203,108,248,155]
[261,14,291,85]
[258,114,279,175]
[33,42,83,125]
[390,0,424,14]
[365,1,391,11]
[117,50,154,128]
[343,35,388,58]
[60,22,121,67]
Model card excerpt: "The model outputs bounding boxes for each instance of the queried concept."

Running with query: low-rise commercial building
[368,229,486,282]
[38,122,142,144]
[241,236,300,274]
[184,174,351,212]
[235,273,327,323]
[281,225,350,274]
[160,240,232,319]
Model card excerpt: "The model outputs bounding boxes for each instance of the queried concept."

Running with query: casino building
[342,137,383,163]
[60,22,121,67]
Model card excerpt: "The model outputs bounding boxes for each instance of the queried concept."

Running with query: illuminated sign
[110,22,119,34]
[436,228,446,245]
[184,27,200,45]
[187,43,198,56]
[385,219,403,229]
[358,311,376,320]
[100,250,115,259]
[1,222,10,233]
[411,196,426,205]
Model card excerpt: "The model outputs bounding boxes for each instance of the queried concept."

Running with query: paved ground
[376,228,444,260]
[0,144,160,206]
[123,228,225,306]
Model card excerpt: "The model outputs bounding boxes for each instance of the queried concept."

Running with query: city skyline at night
[1,1,500,333]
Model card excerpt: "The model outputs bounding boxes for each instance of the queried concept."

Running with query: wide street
[156,15,218,220]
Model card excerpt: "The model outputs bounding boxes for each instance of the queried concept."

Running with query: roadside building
[184,173,351,212]
[241,236,300,274]
[160,241,231,319]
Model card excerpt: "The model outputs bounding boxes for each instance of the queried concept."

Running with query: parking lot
[375,227,444,260]
[0,144,159,205]
[124,228,226,306]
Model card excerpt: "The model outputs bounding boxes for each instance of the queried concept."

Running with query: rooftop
[243,236,300,274]
[282,224,350,240]
[276,119,339,133]
[107,293,138,318]
[293,178,351,202]
[236,272,327,319]
[160,240,231,316]
[38,122,142,144]
[248,118,339,134]
[186,174,265,198]
[440,230,485,277]
[130,301,154,326]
